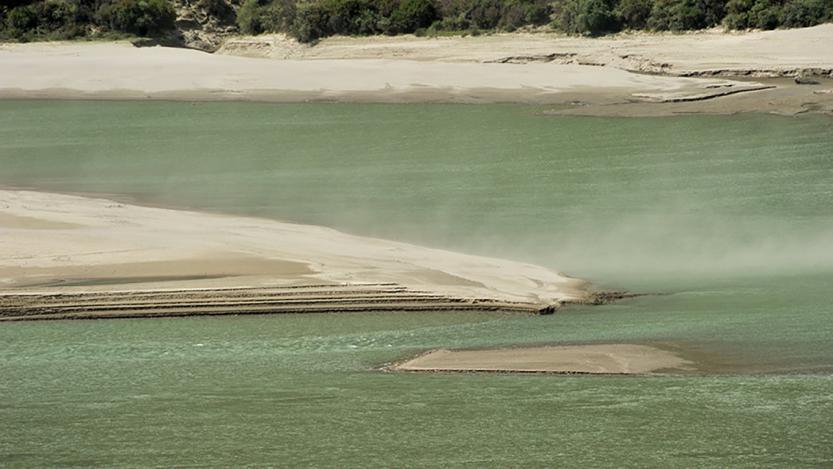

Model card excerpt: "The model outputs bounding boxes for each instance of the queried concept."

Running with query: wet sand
[0,190,590,320]
[392,344,695,374]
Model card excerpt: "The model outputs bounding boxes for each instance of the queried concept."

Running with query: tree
[96,0,176,36]
[616,0,654,29]
[556,0,618,35]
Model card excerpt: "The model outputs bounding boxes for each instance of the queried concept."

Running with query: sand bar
[0,190,589,319]
[0,40,775,106]
[392,344,695,374]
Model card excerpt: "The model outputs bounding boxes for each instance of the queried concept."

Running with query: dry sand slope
[220,24,833,78]
[0,191,591,320]
[2,25,832,113]
[0,41,768,104]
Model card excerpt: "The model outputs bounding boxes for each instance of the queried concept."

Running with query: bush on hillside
[615,0,653,28]
[750,0,782,29]
[499,0,550,30]
[96,0,176,36]
[647,0,707,30]
[3,0,85,40]
[388,0,438,32]
[5,3,39,34]
[555,0,618,35]
[238,0,296,34]
[200,0,236,22]
[723,0,831,30]
[723,0,754,28]
[3,0,832,44]
[780,0,831,27]
[467,0,503,28]
[323,0,380,34]
[426,0,548,33]
[290,1,330,41]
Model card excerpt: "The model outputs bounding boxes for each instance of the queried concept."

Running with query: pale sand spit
[0,190,590,319]
[392,344,695,375]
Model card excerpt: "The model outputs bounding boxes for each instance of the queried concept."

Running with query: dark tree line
[0,0,176,40]
[1,0,830,42]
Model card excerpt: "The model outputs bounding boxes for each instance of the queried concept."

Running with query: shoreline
[1,25,832,115]
[2,80,829,117]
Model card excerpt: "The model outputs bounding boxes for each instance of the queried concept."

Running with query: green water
[1,101,832,466]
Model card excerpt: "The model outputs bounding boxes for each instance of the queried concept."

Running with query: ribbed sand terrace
[0,190,591,319]
[0,284,550,321]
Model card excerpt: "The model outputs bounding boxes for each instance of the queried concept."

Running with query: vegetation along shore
[1,0,831,50]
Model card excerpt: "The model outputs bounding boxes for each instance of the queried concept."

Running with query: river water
[1,101,832,466]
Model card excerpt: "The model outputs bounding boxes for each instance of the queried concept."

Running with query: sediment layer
[0,283,550,321]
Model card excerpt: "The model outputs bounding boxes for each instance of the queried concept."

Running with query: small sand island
[392,344,695,375]
[0,190,593,320]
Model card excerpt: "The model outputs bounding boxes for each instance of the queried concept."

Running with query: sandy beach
[219,25,833,76]
[1,25,831,114]
[0,190,591,320]
[392,344,695,374]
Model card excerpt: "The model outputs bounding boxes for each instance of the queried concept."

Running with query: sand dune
[0,190,589,319]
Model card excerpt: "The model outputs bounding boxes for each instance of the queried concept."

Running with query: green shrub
[320,0,371,33]
[555,0,618,35]
[96,0,176,36]
[428,0,549,33]
[291,1,330,41]
[553,0,580,32]
[428,13,470,30]
[238,0,296,34]
[497,0,549,29]
[6,4,39,34]
[616,0,654,28]
[749,0,780,28]
[199,0,236,22]
[465,0,502,29]
[780,0,830,27]
[4,0,84,39]
[578,0,618,33]
[723,0,753,28]
[388,0,437,32]
[648,0,708,30]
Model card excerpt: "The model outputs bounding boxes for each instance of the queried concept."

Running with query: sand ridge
[0,190,590,319]
[392,344,696,374]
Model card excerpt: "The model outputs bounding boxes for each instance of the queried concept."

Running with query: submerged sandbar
[392,344,694,375]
